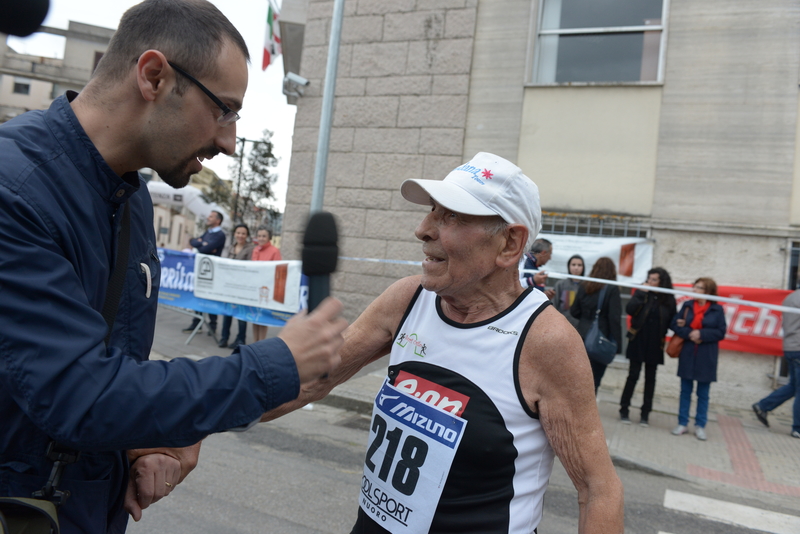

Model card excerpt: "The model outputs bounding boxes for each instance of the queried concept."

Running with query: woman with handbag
[619,267,676,426]
[670,277,727,440]
[569,257,622,394]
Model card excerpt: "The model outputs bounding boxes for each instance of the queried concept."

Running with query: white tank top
[355,285,556,534]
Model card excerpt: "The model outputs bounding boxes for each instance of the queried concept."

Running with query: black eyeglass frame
[168,61,240,126]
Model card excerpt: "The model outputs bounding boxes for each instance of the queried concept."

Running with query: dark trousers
[220,315,247,344]
[620,359,658,419]
[589,359,607,394]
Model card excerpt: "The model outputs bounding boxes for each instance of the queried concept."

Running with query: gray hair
[530,238,552,254]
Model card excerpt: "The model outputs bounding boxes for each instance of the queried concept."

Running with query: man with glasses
[0,1,346,532]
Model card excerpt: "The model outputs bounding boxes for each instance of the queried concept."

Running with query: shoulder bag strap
[595,285,607,317]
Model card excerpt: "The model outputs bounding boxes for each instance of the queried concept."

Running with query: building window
[534,0,667,84]
[540,212,648,238]
[13,78,31,95]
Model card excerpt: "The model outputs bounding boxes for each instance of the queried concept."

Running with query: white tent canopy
[146,181,231,230]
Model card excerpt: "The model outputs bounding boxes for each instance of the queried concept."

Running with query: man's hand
[124,443,202,521]
[533,271,547,286]
[544,288,555,299]
[279,297,348,385]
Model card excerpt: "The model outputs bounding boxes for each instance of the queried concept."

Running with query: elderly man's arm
[521,306,624,534]
[261,276,423,422]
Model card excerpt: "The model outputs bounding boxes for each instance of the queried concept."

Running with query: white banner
[535,233,654,285]
[192,254,302,313]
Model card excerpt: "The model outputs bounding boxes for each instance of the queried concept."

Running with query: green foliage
[228,129,281,231]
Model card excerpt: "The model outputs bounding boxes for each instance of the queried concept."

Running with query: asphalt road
[127,403,791,534]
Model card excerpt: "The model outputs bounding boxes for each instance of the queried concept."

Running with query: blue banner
[157,248,305,327]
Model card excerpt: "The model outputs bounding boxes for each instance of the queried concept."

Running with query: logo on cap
[481,169,493,180]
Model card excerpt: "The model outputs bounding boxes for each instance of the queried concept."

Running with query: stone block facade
[283,0,477,322]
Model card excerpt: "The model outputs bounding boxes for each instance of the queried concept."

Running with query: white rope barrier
[521,269,800,315]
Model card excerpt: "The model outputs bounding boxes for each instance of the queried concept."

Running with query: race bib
[359,380,467,533]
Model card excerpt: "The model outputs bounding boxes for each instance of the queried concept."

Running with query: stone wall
[282,0,478,321]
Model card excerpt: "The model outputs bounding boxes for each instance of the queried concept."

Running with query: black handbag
[584,286,618,365]
[0,203,131,534]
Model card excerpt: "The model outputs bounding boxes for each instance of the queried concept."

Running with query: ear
[497,224,528,269]
[135,49,171,103]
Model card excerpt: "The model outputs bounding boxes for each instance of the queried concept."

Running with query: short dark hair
[211,210,223,224]
[256,225,272,240]
[567,254,585,277]
[93,0,250,91]
[233,223,249,236]
[531,238,552,254]
[648,267,673,289]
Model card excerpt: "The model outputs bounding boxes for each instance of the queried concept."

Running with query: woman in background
[218,223,255,349]
[619,267,676,426]
[251,226,282,342]
[670,277,727,441]
[570,257,622,393]
[551,254,584,328]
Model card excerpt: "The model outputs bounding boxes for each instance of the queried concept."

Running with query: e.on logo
[394,370,470,417]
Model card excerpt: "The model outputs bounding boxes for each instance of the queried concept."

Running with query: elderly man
[522,238,555,299]
[266,152,623,533]
[0,1,345,532]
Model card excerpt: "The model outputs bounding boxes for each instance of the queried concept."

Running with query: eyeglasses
[168,61,240,126]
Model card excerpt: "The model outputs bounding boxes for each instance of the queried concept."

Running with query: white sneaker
[671,425,687,436]
[695,427,707,441]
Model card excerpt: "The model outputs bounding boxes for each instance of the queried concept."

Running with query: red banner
[673,284,791,356]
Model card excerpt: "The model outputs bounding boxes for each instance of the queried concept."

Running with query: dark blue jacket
[0,94,300,533]
[671,300,727,383]
[190,227,225,255]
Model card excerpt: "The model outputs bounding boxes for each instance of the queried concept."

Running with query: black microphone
[302,211,338,312]
[0,0,50,37]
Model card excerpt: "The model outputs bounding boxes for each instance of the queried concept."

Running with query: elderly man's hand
[279,297,348,385]
[533,271,547,286]
[124,443,202,521]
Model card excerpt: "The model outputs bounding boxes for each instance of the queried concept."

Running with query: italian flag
[262,1,281,71]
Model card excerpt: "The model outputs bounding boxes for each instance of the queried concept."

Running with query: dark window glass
[555,32,657,83]
[13,82,30,95]
[546,0,663,30]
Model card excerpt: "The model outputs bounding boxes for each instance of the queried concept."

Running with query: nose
[414,212,436,242]
[215,122,237,156]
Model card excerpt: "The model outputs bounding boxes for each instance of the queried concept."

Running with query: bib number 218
[365,414,429,496]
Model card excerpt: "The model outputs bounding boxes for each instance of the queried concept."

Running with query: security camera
[285,72,309,87]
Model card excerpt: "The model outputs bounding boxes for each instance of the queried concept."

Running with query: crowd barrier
[156,249,794,356]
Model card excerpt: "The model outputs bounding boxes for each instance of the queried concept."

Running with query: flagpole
[310,0,345,214]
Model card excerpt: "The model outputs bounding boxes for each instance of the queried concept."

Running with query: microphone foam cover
[0,0,50,37]
[302,211,338,275]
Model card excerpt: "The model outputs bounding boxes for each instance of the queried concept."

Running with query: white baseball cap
[401,152,541,249]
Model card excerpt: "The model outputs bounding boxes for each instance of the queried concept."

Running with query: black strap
[101,202,131,345]
[594,285,607,317]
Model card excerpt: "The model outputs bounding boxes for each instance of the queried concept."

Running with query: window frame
[529,0,670,86]
[12,77,32,95]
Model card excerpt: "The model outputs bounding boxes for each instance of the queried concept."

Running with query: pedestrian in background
[619,267,676,426]
[182,210,226,336]
[570,257,622,393]
[551,253,584,328]
[670,277,727,441]
[251,226,281,342]
[218,223,255,349]
[522,238,555,298]
[752,288,800,439]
